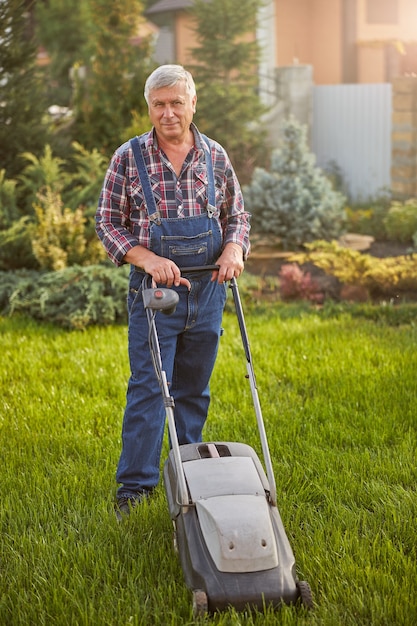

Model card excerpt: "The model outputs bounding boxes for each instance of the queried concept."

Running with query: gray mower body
[163,441,300,613]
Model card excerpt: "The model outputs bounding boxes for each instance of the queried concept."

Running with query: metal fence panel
[312,83,392,202]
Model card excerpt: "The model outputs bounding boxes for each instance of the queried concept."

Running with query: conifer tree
[35,0,91,107]
[188,0,267,184]
[244,118,347,249]
[71,0,153,155]
[0,0,49,180]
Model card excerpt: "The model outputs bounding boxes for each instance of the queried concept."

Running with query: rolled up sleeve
[95,148,139,266]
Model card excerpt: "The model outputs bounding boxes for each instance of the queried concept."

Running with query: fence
[312,83,392,202]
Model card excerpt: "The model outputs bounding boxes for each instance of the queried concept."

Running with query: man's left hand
[212,243,244,283]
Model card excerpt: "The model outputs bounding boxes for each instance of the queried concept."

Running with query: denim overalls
[116,134,227,498]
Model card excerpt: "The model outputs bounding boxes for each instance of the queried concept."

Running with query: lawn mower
[142,266,313,616]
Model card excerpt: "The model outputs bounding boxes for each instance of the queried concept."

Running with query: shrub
[279,263,324,303]
[0,264,130,329]
[345,200,390,240]
[64,141,108,211]
[31,187,105,270]
[19,145,70,215]
[0,169,19,229]
[0,217,39,271]
[243,117,347,249]
[383,198,417,243]
[290,240,417,300]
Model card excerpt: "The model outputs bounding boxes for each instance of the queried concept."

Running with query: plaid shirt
[96,124,250,266]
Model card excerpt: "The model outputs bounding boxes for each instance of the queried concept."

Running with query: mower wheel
[296,580,314,610]
[192,589,208,617]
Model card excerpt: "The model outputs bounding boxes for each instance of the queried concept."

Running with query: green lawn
[1,307,416,625]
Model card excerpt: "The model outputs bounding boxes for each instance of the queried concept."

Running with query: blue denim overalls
[116,134,227,498]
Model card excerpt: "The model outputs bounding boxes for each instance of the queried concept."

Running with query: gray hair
[144,65,196,104]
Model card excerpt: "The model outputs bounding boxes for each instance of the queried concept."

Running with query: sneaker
[114,490,152,521]
[114,495,142,521]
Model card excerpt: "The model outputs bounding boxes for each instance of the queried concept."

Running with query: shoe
[114,494,143,521]
[114,490,152,521]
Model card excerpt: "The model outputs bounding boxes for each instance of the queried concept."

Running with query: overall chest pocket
[161,229,213,268]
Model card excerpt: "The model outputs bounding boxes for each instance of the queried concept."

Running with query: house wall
[357,0,417,41]
[150,0,416,86]
[274,0,343,85]
[356,0,417,83]
[176,12,197,65]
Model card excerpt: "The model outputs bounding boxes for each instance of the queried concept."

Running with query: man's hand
[123,246,191,289]
[213,243,244,283]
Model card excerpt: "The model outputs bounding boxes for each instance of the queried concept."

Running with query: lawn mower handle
[179,265,219,273]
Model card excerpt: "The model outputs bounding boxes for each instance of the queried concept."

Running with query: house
[146,0,417,200]
[145,0,417,88]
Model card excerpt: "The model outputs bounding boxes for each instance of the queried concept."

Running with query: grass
[1,305,416,625]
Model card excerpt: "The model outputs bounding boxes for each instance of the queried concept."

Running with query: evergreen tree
[0,0,49,180]
[244,118,347,249]
[35,0,92,107]
[188,0,267,184]
[71,0,153,155]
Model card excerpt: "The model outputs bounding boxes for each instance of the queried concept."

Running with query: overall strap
[130,136,160,224]
[201,134,216,209]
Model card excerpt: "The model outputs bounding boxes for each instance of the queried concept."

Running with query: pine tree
[0,0,49,180]
[244,118,347,249]
[71,0,153,155]
[188,0,267,184]
[35,0,92,107]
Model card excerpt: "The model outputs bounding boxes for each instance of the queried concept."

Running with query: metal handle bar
[179,265,219,273]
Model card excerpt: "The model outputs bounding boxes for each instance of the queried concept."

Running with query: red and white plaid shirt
[96,124,250,266]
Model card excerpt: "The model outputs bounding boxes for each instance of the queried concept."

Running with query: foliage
[279,263,323,303]
[66,142,109,210]
[31,188,105,271]
[0,265,129,329]
[71,0,153,155]
[290,240,417,299]
[19,144,70,214]
[119,110,152,146]
[35,0,92,106]
[35,0,154,157]
[188,0,268,184]
[345,197,417,246]
[344,200,390,240]
[0,170,18,229]
[0,143,110,271]
[0,218,39,271]
[0,0,50,180]
[383,198,417,244]
[244,118,347,248]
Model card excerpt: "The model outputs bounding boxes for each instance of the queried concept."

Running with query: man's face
[148,80,197,143]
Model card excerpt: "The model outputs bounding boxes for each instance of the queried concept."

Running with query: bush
[345,200,390,240]
[383,198,417,243]
[279,263,324,303]
[243,117,347,249]
[290,240,417,300]
[0,217,39,271]
[0,264,130,329]
[0,169,19,229]
[31,187,105,270]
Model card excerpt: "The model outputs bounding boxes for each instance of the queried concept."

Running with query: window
[366,0,398,24]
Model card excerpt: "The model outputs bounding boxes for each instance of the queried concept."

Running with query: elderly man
[96,64,250,519]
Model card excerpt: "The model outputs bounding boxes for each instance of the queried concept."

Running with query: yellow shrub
[32,187,105,270]
[290,240,417,297]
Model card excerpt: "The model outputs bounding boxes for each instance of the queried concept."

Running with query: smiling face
[148,80,197,145]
